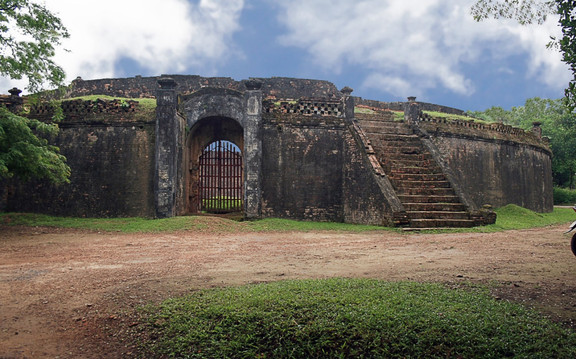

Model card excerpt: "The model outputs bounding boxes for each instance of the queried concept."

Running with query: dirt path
[1,223,576,358]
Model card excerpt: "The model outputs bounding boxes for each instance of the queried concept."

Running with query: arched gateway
[186,116,244,214]
[154,78,263,219]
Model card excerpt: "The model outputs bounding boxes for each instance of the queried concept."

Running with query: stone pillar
[404,96,419,125]
[243,80,263,219]
[154,77,178,218]
[7,87,23,113]
[532,122,542,139]
[340,86,354,120]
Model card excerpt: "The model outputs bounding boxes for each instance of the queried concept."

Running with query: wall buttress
[154,77,179,218]
[243,80,263,219]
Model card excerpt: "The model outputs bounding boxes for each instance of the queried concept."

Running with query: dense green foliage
[557,0,576,109]
[142,278,576,358]
[470,97,576,187]
[0,106,69,183]
[0,0,70,183]
[554,186,576,204]
[0,0,69,92]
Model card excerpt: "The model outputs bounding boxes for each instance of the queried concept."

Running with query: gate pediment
[179,87,245,129]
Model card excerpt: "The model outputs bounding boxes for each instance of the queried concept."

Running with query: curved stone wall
[414,115,553,212]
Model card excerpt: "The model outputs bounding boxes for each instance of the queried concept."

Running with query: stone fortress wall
[0,75,553,227]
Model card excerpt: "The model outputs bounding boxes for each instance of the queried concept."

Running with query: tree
[556,0,576,110]
[471,0,555,24]
[0,0,69,92]
[471,1,576,110]
[0,106,69,184]
[0,0,70,184]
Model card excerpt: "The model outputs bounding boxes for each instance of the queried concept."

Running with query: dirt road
[1,223,576,358]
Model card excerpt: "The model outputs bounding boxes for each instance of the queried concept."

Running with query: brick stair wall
[355,112,475,228]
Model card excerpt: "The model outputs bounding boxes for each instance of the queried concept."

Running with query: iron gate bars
[198,140,243,213]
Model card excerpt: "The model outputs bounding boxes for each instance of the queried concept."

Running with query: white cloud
[55,0,244,81]
[2,0,244,90]
[274,0,570,98]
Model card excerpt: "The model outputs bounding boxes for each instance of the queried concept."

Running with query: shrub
[554,187,576,205]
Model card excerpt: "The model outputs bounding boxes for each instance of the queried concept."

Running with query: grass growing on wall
[141,278,576,358]
[423,110,479,122]
[61,95,157,110]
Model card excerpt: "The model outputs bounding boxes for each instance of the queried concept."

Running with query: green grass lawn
[141,278,576,358]
[1,204,573,233]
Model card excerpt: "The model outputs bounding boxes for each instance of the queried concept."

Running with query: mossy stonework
[0,75,553,227]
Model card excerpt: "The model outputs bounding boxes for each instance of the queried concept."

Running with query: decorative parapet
[417,112,549,152]
[263,98,344,117]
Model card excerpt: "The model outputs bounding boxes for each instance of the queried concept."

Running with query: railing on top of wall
[263,98,344,117]
[417,112,538,138]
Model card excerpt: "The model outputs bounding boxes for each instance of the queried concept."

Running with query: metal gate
[198,140,243,213]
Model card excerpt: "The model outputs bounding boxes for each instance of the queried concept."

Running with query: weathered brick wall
[261,114,347,221]
[4,106,156,217]
[418,119,553,212]
[260,111,402,225]
[64,75,342,101]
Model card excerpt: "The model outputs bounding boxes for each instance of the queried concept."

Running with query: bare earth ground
[1,221,576,358]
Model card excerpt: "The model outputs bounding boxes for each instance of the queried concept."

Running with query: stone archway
[155,79,262,219]
[185,116,244,214]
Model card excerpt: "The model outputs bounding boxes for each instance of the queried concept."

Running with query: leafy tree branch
[0,0,69,92]
[0,0,70,184]
[472,1,576,110]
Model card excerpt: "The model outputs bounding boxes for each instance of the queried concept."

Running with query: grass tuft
[141,278,576,358]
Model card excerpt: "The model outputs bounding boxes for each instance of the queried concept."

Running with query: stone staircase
[355,112,475,228]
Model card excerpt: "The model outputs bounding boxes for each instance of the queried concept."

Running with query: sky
[1,0,572,111]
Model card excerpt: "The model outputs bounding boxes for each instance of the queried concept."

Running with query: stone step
[388,159,435,168]
[389,173,447,181]
[381,153,433,162]
[394,180,452,189]
[355,113,396,122]
[409,219,476,228]
[357,118,475,229]
[391,166,444,175]
[368,133,420,143]
[377,146,424,155]
[403,202,467,212]
[356,119,401,126]
[406,211,470,220]
[360,124,414,135]
[398,187,456,196]
[397,194,461,203]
